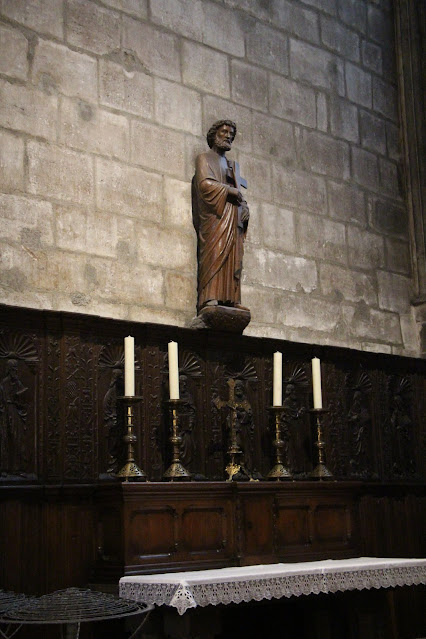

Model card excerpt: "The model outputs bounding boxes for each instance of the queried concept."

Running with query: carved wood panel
[0,304,424,485]
[0,331,40,479]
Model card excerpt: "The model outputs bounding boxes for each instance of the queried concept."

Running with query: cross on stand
[214,378,253,481]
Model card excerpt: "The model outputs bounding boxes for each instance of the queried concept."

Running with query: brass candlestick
[163,399,191,480]
[267,406,292,480]
[309,408,333,479]
[116,396,147,481]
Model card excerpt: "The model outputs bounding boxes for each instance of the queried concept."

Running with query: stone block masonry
[0,0,419,356]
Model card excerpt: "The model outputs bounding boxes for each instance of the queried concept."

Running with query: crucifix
[214,377,253,481]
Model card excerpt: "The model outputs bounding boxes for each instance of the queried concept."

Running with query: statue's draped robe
[192,150,247,311]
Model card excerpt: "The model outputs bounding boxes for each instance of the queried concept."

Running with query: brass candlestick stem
[309,408,333,480]
[225,400,243,481]
[267,406,292,480]
[116,396,147,481]
[163,399,191,480]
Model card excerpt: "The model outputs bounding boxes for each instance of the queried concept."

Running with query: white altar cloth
[119,557,426,615]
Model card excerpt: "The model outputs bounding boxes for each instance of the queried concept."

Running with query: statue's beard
[215,139,232,151]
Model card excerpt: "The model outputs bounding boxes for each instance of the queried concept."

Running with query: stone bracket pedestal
[190,305,251,333]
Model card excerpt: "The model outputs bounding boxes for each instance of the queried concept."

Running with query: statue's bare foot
[202,299,219,308]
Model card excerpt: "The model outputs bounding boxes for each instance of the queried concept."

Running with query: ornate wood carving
[347,370,374,480]
[98,343,125,475]
[387,375,416,478]
[46,332,61,481]
[177,352,202,476]
[145,344,163,480]
[0,304,424,605]
[0,332,38,479]
[0,305,423,486]
[282,365,308,476]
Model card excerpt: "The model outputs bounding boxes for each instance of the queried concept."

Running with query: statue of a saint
[192,120,250,326]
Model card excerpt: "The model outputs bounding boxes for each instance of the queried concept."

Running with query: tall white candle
[311,357,322,409]
[124,336,135,397]
[168,341,180,400]
[273,351,282,406]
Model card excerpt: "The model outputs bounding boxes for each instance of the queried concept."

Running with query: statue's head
[111,367,123,383]
[207,120,237,151]
[234,379,245,398]
[179,374,188,393]
[7,358,19,379]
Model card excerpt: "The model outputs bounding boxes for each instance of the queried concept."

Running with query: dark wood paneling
[0,303,424,485]
[0,304,424,604]
[181,506,228,553]
[275,505,310,547]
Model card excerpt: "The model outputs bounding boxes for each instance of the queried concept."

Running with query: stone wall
[0,0,420,356]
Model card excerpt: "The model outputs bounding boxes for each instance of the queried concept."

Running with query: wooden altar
[94,481,360,580]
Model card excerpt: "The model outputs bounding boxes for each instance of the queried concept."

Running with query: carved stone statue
[192,120,250,332]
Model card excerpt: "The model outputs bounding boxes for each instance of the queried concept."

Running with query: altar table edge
[119,557,426,615]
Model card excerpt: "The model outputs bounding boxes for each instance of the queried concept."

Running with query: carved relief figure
[103,367,125,474]
[348,391,371,464]
[233,378,254,472]
[282,382,304,471]
[178,374,196,468]
[390,377,414,476]
[280,367,308,474]
[192,120,249,314]
[0,358,28,474]
[347,372,372,478]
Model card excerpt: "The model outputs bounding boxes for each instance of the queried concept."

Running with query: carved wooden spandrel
[0,332,39,480]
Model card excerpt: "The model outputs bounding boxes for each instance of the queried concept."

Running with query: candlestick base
[116,461,147,481]
[163,462,191,480]
[310,462,334,480]
[266,463,292,480]
[225,461,252,481]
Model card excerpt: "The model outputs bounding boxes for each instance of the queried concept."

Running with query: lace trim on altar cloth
[119,561,426,616]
